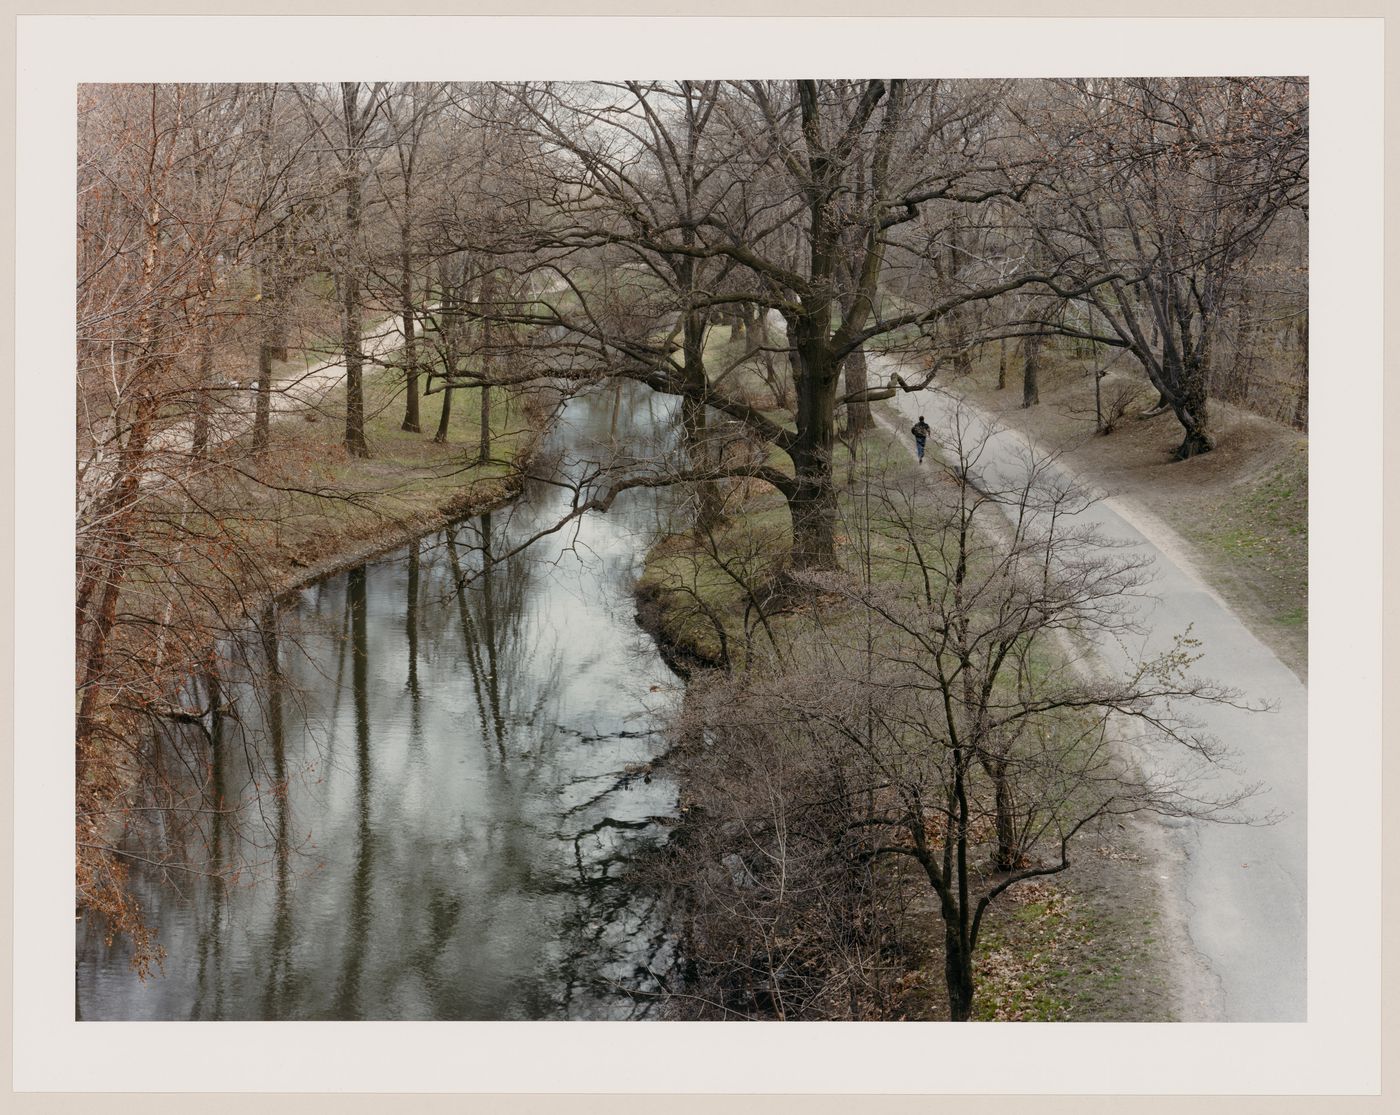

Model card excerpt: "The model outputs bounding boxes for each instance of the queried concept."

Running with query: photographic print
[72,71,1310,1025]
[13,12,1382,1098]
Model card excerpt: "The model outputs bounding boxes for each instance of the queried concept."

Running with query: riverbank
[191,369,549,613]
[78,366,551,974]
[78,380,681,1021]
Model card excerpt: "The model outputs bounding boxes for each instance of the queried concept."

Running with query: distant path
[70,316,421,527]
[152,313,417,460]
[879,358,1307,1022]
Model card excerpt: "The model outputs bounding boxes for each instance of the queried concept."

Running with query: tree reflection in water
[76,384,683,1020]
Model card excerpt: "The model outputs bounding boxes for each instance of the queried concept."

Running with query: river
[75,383,685,1020]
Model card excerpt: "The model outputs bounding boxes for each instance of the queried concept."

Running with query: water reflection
[76,384,683,1020]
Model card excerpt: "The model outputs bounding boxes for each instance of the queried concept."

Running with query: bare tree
[454,80,1112,572]
[374,82,450,433]
[297,81,390,457]
[655,399,1260,1020]
[1031,77,1308,457]
[76,83,270,967]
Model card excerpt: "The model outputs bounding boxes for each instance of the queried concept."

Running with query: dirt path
[878,358,1307,1022]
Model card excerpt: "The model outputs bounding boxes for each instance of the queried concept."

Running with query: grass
[971,847,1175,1022]
[1182,446,1308,626]
[126,356,538,633]
[636,420,917,668]
[244,360,531,562]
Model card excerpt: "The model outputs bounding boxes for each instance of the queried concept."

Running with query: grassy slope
[134,360,537,622]
[942,341,1308,679]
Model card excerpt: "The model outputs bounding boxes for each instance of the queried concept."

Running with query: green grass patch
[1184,446,1308,635]
[636,422,920,668]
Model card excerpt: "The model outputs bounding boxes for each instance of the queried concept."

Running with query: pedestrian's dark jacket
[911,421,931,440]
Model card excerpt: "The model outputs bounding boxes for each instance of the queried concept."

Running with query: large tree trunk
[788,372,839,571]
[788,451,837,570]
[1170,355,1215,459]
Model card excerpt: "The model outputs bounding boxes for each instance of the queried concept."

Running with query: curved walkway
[883,367,1307,1022]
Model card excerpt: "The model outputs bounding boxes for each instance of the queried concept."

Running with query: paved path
[882,366,1307,1022]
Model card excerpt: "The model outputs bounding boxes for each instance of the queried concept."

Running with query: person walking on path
[911,416,931,463]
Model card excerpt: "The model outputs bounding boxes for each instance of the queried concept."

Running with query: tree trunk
[841,345,873,437]
[787,338,840,570]
[478,271,496,463]
[835,252,872,438]
[992,769,1020,871]
[1171,360,1215,458]
[680,308,723,529]
[434,384,453,444]
[944,923,976,1022]
[743,302,762,347]
[997,336,1007,390]
[918,840,976,1022]
[950,307,973,376]
[1291,314,1308,430]
[341,89,369,458]
[400,237,420,433]
[342,264,368,456]
[682,394,722,529]
[789,453,828,571]
[1021,332,1041,408]
[253,246,287,455]
[788,441,837,571]
[77,398,155,746]
[253,343,274,454]
[191,332,213,459]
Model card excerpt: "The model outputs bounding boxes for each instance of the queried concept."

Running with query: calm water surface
[76,385,684,1020]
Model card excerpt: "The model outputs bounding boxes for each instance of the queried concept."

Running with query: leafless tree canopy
[75,78,1304,981]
